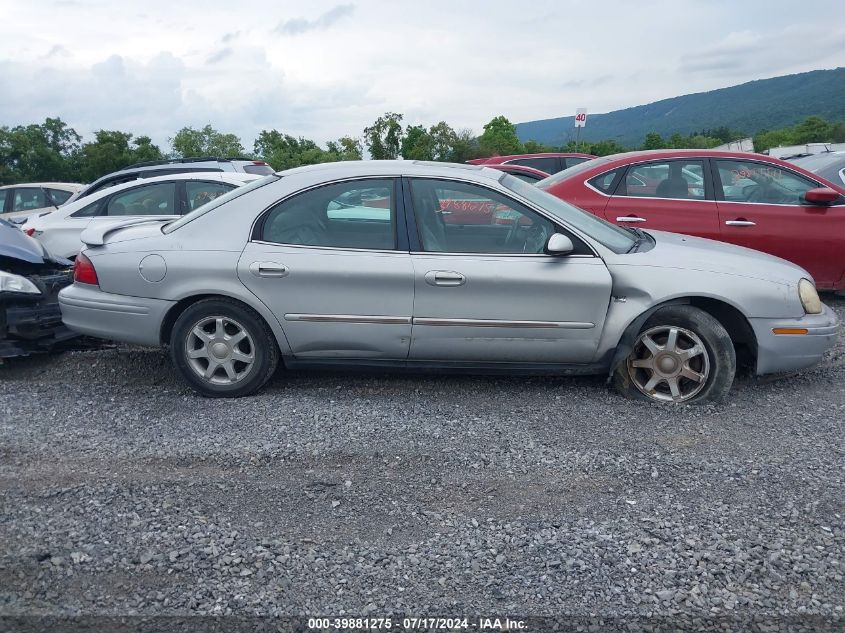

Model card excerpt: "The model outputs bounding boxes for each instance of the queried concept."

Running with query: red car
[467,152,595,174]
[537,149,845,290]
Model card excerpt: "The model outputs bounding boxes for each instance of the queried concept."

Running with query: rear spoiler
[80,218,168,246]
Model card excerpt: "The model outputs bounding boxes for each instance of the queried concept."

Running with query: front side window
[13,188,47,211]
[47,188,73,205]
[410,178,557,255]
[620,161,705,200]
[105,182,177,216]
[716,160,817,204]
[185,181,236,212]
[261,179,395,250]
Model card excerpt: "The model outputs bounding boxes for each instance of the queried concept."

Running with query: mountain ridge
[515,68,845,146]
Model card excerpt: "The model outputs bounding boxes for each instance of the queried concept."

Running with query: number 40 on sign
[574,108,588,128]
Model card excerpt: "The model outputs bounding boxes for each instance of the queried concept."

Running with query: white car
[0,182,85,223]
[24,172,261,259]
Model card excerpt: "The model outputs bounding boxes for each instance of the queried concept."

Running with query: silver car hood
[612,230,809,287]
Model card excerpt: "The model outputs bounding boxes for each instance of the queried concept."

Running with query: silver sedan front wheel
[627,325,711,402]
[614,305,736,405]
[185,315,256,385]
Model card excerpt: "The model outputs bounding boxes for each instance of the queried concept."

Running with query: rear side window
[242,163,275,175]
[564,157,591,169]
[508,157,558,173]
[260,179,395,250]
[0,190,8,211]
[588,169,622,193]
[185,181,236,212]
[619,160,705,200]
[105,182,177,216]
[47,188,74,205]
[12,188,47,211]
[71,200,102,218]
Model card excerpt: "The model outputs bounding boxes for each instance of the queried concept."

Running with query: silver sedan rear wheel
[627,325,711,403]
[185,315,256,385]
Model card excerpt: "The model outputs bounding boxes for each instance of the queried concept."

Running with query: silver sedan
[58,161,839,403]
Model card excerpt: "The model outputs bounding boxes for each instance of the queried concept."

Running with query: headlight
[798,278,822,314]
[0,270,41,295]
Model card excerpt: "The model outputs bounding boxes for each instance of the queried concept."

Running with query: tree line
[2,114,843,185]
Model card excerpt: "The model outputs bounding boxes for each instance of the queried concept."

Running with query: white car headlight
[0,270,41,295]
[798,278,822,314]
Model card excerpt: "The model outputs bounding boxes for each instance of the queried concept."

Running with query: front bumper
[750,303,840,375]
[1,270,78,359]
[58,283,174,347]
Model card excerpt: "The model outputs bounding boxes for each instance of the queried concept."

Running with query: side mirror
[803,187,840,205]
[545,233,574,256]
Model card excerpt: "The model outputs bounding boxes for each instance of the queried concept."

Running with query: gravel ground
[1,296,844,631]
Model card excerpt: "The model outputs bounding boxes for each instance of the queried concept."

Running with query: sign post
[574,108,587,151]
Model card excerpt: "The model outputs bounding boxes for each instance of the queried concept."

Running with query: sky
[0,0,843,151]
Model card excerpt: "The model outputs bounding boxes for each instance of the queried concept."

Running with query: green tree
[523,139,554,154]
[0,117,81,184]
[831,122,845,143]
[77,130,164,182]
[791,116,833,144]
[447,128,480,163]
[363,112,404,159]
[400,125,434,160]
[479,116,522,156]
[584,139,627,156]
[170,124,244,158]
[642,132,666,150]
[428,121,458,162]
[326,136,363,161]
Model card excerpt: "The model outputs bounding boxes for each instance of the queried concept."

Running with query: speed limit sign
[574,108,588,128]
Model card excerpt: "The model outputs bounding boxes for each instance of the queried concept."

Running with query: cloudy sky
[1,0,843,150]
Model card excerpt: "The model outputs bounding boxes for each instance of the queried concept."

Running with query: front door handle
[617,215,647,223]
[425,270,466,287]
[725,219,756,227]
[249,261,289,277]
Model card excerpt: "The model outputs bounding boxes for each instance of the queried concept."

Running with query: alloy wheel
[627,325,710,403]
[184,316,256,385]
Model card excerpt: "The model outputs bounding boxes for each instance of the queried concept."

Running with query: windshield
[535,156,612,189]
[163,174,280,234]
[500,174,635,253]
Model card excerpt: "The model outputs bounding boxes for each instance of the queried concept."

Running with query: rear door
[406,177,612,364]
[238,177,414,359]
[603,158,720,240]
[713,158,845,287]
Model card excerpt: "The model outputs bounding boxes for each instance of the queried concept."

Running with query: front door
[713,158,845,288]
[603,158,720,240]
[406,178,612,364]
[238,178,414,359]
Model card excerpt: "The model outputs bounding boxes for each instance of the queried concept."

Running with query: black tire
[169,298,279,398]
[612,305,736,404]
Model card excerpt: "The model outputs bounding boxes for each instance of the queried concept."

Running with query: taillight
[252,160,267,165]
[73,253,99,286]
[24,228,35,236]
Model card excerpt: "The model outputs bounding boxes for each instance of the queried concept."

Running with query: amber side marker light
[772,328,809,335]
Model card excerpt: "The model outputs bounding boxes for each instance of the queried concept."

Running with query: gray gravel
[1,296,844,630]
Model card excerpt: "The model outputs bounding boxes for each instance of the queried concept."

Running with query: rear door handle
[616,216,647,223]
[425,270,466,287]
[249,261,289,277]
[725,220,756,227]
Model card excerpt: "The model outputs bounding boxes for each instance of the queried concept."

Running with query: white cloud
[0,0,842,151]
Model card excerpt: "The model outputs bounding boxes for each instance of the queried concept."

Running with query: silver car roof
[275,160,502,182]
